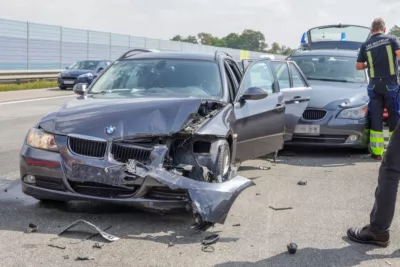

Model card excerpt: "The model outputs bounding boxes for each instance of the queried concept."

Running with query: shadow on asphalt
[214,238,400,267]
[0,180,238,246]
[259,146,379,168]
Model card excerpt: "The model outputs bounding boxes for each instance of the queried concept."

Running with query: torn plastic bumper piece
[119,145,255,225]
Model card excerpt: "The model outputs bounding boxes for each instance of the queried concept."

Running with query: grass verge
[0,81,58,92]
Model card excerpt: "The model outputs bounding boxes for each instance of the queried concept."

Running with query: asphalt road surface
[0,88,399,267]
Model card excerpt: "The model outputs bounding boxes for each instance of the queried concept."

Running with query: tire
[214,140,231,182]
[59,86,67,90]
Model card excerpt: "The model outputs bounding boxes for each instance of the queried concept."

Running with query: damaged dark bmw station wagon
[20,49,293,230]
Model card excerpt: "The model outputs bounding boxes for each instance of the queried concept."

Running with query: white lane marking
[0,95,74,105]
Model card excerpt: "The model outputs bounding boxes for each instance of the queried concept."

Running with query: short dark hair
[371,18,386,32]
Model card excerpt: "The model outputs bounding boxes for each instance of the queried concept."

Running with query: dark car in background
[286,24,371,150]
[58,60,112,90]
[20,49,310,230]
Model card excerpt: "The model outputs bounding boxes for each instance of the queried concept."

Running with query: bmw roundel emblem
[105,125,116,135]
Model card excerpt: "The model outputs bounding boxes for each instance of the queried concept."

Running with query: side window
[226,60,243,82]
[271,61,290,89]
[245,61,276,94]
[289,62,307,88]
[224,63,237,102]
[97,61,107,70]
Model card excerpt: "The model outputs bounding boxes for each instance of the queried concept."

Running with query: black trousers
[370,118,400,232]
[367,78,400,133]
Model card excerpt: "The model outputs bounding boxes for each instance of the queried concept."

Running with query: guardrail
[0,70,61,84]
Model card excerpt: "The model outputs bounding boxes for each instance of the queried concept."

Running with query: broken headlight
[26,128,58,151]
[337,104,368,120]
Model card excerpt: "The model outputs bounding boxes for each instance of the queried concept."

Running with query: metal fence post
[109,32,112,60]
[87,30,89,60]
[27,21,30,70]
[60,26,63,69]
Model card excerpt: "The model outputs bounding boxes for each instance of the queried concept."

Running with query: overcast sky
[0,0,399,48]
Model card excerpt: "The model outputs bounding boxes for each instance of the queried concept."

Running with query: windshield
[290,55,367,83]
[89,59,223,99]
[68,61,100,70]
[309,25,370,43]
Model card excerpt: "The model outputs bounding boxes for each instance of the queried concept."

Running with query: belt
[370,77,398,83]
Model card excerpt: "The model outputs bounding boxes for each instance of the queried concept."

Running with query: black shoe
[347,225,390,247]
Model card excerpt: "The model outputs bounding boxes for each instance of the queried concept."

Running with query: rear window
[291,55,367,83]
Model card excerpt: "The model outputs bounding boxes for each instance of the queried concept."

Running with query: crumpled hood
[61,69,94,77]
[307,80,369,110]
[39,96,206,140]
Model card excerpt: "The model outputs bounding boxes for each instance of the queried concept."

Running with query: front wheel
[59,86,67,90]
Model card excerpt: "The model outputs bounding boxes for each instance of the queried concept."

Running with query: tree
[171,35,184,42]
[239,29,268,52]
[171,34,198,44]
[222,33,241,49]
[389,25,400,38]
[185,35,198,44]
[197,32,214,45]
[267,42,282,54]
[197,33,226,47]
[170,29,293,55]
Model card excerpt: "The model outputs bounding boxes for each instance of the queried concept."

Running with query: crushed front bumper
[20,143,255,226]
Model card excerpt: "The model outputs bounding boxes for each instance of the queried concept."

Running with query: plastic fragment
[232,223,241,227]
[259,166,271,170]
[287,243,298,254]
[297,180,307,186]
[58,219,119,242]
[269,206,293,211]
[93,243,104,249]
[202,234,220,246]
[48,244,66,250]
[202,245,215,252]
[168,241,174,247]
[76,256,95,261]
[386,261,391,266]
[26,223,38,233]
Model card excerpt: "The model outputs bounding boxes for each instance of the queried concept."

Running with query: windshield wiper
[307,78,350,83]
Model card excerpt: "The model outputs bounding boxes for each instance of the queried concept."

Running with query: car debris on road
[269,206,293,211]
[297,180,307,186]
[25,223,38,233]
[287,242,298,254]
[57,219,119,242]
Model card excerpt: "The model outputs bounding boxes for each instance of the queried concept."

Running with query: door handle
[292,96,310,103]
[274,104,285,112]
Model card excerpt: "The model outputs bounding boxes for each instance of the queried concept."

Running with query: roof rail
[214,50,233,60]
[117,49,159,60]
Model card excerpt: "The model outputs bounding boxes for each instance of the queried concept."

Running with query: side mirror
[73,83,88,95]
[241,87,268,101]
[65,66,69,69]
[97,68,104,73]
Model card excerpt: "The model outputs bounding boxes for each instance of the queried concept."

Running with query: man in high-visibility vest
[347,18,400,247]
[358,18,400,160]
